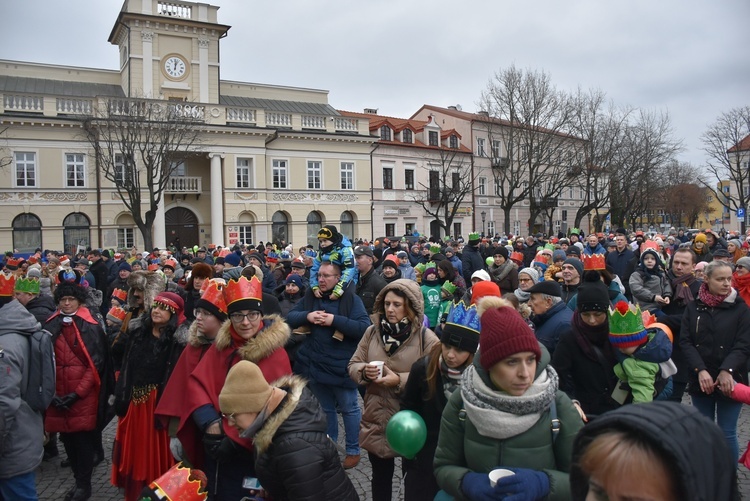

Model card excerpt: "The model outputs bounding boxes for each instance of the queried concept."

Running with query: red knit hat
[471,281,501,305]
[478,296,541,369]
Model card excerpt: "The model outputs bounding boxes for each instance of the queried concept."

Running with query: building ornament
[141,30,154,42]
[0,192,87,202]
[198,37,210,48]
[271,193,358,202]
[234,192,258,200]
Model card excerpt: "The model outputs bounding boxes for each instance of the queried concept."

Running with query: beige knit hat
[219,361,273,415]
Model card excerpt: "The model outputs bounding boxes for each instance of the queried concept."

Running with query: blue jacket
[447,255,463,278]
[583,243,606,255]
[531,300,573,357]
[286,285,371,388]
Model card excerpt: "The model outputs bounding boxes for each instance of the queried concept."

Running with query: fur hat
[127,270,166,309]
[187,262,213,291]
[54,281,88,305]
[478,296,541,369]
[219,361,273,415]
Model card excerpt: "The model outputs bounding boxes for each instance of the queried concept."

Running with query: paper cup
[369,361,385,379]
[489,468,515,487]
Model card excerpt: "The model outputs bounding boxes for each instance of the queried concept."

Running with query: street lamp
[481,211,486,236]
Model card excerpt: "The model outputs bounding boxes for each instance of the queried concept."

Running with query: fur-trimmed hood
[372,278,424,319]
[187,319,216,348]
[214,314,290,362]
[252,374,307,454]
[127,270,165,309]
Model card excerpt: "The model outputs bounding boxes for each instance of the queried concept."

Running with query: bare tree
[657,162,710,228]
[478,65,578,235]
[700,106,750,234]
[407,148,475,238]
[0,127,11,170]
[82,98,204,250]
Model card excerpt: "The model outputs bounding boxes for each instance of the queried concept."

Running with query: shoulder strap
[549,398,561,444]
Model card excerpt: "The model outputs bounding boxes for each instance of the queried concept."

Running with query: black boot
[63,486,76,501]
[44,433,59,460]
[70,484,91,501]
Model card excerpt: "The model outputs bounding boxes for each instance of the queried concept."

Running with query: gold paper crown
[582,254,606,271]
[146,462,208,501]
[14,277,40,294]
[0,272,16,296]
[200,279,228,315]
[223,276,262,307]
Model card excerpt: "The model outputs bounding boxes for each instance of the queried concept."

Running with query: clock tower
[108,0,230,103]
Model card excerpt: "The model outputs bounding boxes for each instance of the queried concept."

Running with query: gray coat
[0,300,45,479]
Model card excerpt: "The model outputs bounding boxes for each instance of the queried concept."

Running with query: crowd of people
[0,224,747,501]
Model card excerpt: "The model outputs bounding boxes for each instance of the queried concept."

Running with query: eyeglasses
[230,311,261,323]
[193,308,211,318]
[318,274,340,279]
[222,412,236,425]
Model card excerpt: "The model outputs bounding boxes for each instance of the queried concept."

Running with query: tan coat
[348,279,439,459]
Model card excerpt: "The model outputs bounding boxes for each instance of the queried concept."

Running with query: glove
[170,437,185,462]
[494,468,550,501]
[202,432,224,460]
[461,472,501,501]
[57,393,80,410]
[51,395,65,408]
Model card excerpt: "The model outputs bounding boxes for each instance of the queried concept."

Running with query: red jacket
[44,308,104,433]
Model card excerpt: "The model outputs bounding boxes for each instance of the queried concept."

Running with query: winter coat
[566,281,627,311]
[355,267,387,315]
[680,289,750,398]
[447,255,463,278]
[489,261,519,295]
[629,269,672,312]
[287,284,371,389]
[252,375,359,501]
[560,281,580,305]
[605,248,636,297]
[583,243,606,255]
[532,300,573,357]
[0,300,45,479]
[44,307,106,433]
[433,347,583,501]
[89,258,109,294]
[398,262,417,281]
[614,327,672,403]
[348,279,439,459]
[24,294,56,325]
[461,244,485,286]
[278,292,303,318]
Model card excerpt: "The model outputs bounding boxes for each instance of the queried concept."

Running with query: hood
[372,278,424,320]
[214,314,290,362]
[570,401,738,501]
[0,299,42,336]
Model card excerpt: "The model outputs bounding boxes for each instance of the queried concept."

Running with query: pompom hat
[478,296,541,369]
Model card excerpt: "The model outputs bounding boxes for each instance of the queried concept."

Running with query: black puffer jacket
[680,289,750,397]
[24,294,56,325]
[355,267,386,315]
[253,375,359,501]
[570,401,739,501]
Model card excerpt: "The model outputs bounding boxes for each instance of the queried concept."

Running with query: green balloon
[485,256,494,267]
[386,410,427,459]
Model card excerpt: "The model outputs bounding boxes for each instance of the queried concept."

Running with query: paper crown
[582,254,606,271]
[107,306,128,324]
[223,276,262,309]
[570,228,581,235]
[200,279,228,316]
[14,277,40,294]
[414,262,426,273]
[642,310,674,344]
[640,240,659,253]
[145,462,208,501]
[429,244,441,254]
[266,251,279,265]
[163,258,178,270]
[445,300,481,334]
[5,257,23,270]
[111,288,128,304]
[609,301,648,348]
[544,243,556,252]
[441,281,457,295]
[147,263,160,271]
[0,272,16,296]
[218,249,230,258]
[468,232,481,242]
[304,249,317,258]
[510,251,525,263]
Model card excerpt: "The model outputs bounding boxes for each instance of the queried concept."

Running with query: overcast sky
[1,0,747,167]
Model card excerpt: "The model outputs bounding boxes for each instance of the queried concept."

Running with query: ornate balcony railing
[4,94,44,113]
[166,176,202,193]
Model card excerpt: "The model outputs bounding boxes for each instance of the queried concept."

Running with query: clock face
[164,56,187,79]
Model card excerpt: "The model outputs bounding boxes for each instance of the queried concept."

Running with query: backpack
[21,329,56,412]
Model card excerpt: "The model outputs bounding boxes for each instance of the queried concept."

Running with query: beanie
[563,257,584,278]
[214,257,225,266]
[382,259,399,271]
[26,267,42,280]
[518,267,540,284]
[317,225,341,243]
[576,272,610,313]
[247,250,266,265]
[737,257,750,270]
[285,274,303,289]
[493,246,509,260]
[219,361,273,415]
[224,252,242,268]
[694,233,707,244]
[471,269,491,282]
[471,280,501,305]
[478,297,541,370]
[552,250,567,263]
[119,261,132,272]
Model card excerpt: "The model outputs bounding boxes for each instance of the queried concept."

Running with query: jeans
[691,392,742,462]
[0,471,38,501]
[308,381,361,455]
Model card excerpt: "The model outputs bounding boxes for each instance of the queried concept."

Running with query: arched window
[307,211,323,247]
[63,213,91,255]
[12,213,42,253]
[340,211,354,242]
[237,212,255,246]
[272,211,288,246]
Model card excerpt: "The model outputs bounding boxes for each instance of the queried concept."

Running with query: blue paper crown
[445,300,481,334]
[305,249,317,258]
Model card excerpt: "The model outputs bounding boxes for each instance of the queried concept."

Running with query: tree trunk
[503,208,512,236]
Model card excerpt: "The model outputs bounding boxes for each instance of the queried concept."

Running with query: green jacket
[433,348,583,501]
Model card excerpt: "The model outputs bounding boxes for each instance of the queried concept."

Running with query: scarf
[380,317,412,356]
[698,282,730,307]
[491,259,515,282]
[229,321,265,348]
[514,288,530,302]
[670,272,696,306]
[572,313,616,364]
[439,356,465,399]
[733,272,750,304]
[460,364,558,440]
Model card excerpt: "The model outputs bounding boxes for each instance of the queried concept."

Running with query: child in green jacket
[421,262,442,329]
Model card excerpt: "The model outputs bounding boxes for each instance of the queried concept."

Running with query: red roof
[728,134,750,153]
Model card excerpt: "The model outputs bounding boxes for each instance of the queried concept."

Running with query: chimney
[364,108,378,114]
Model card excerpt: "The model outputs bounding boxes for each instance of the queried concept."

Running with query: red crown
[640,240,659,253]
[200,279,228,315]
[0,272,16,296]
[5,257,23,270]
[163,258,178,270]
[147,263,160,271]
[223,276,262,307]
[582,253,606,271]
[510,251,525,264]
[111,288,128,303]
[146,462,208,501]
[218,249,230,258]
[107,306,128,323]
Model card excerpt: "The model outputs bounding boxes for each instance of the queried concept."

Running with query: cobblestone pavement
[36,400,750,500]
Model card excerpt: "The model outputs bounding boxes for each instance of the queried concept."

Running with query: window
[402,129,413,144]
[453,223,462,238]
[307,211,322,246]
[340,162,354,190]
[487,221,495,236]
[307,161,322,189]
[452,172,461,191]
[477,138,486,157]
[380,125,391,141]
[495,180,502,196]
[272,211,288,245]
[428,131,439,146]
[561,210,568,222]
[65,153,85,188]
[478,176,487,196]
[171,160,187,177]
[385,223,396,237]
[12,213,42,253]
[236,158,253,188]
[492,140,502,158]
[15,152,36,187]
[238,225,253,245]
[63,213,90,255]
[429,170,440,200]
[404,168,415,190]
[405,223,415,235]
[114,154,130,184]
[383,167,393,190]
[117,228,135,249]
[340,211,354,240]
[272,159,288,189]
[450,135,459,149]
